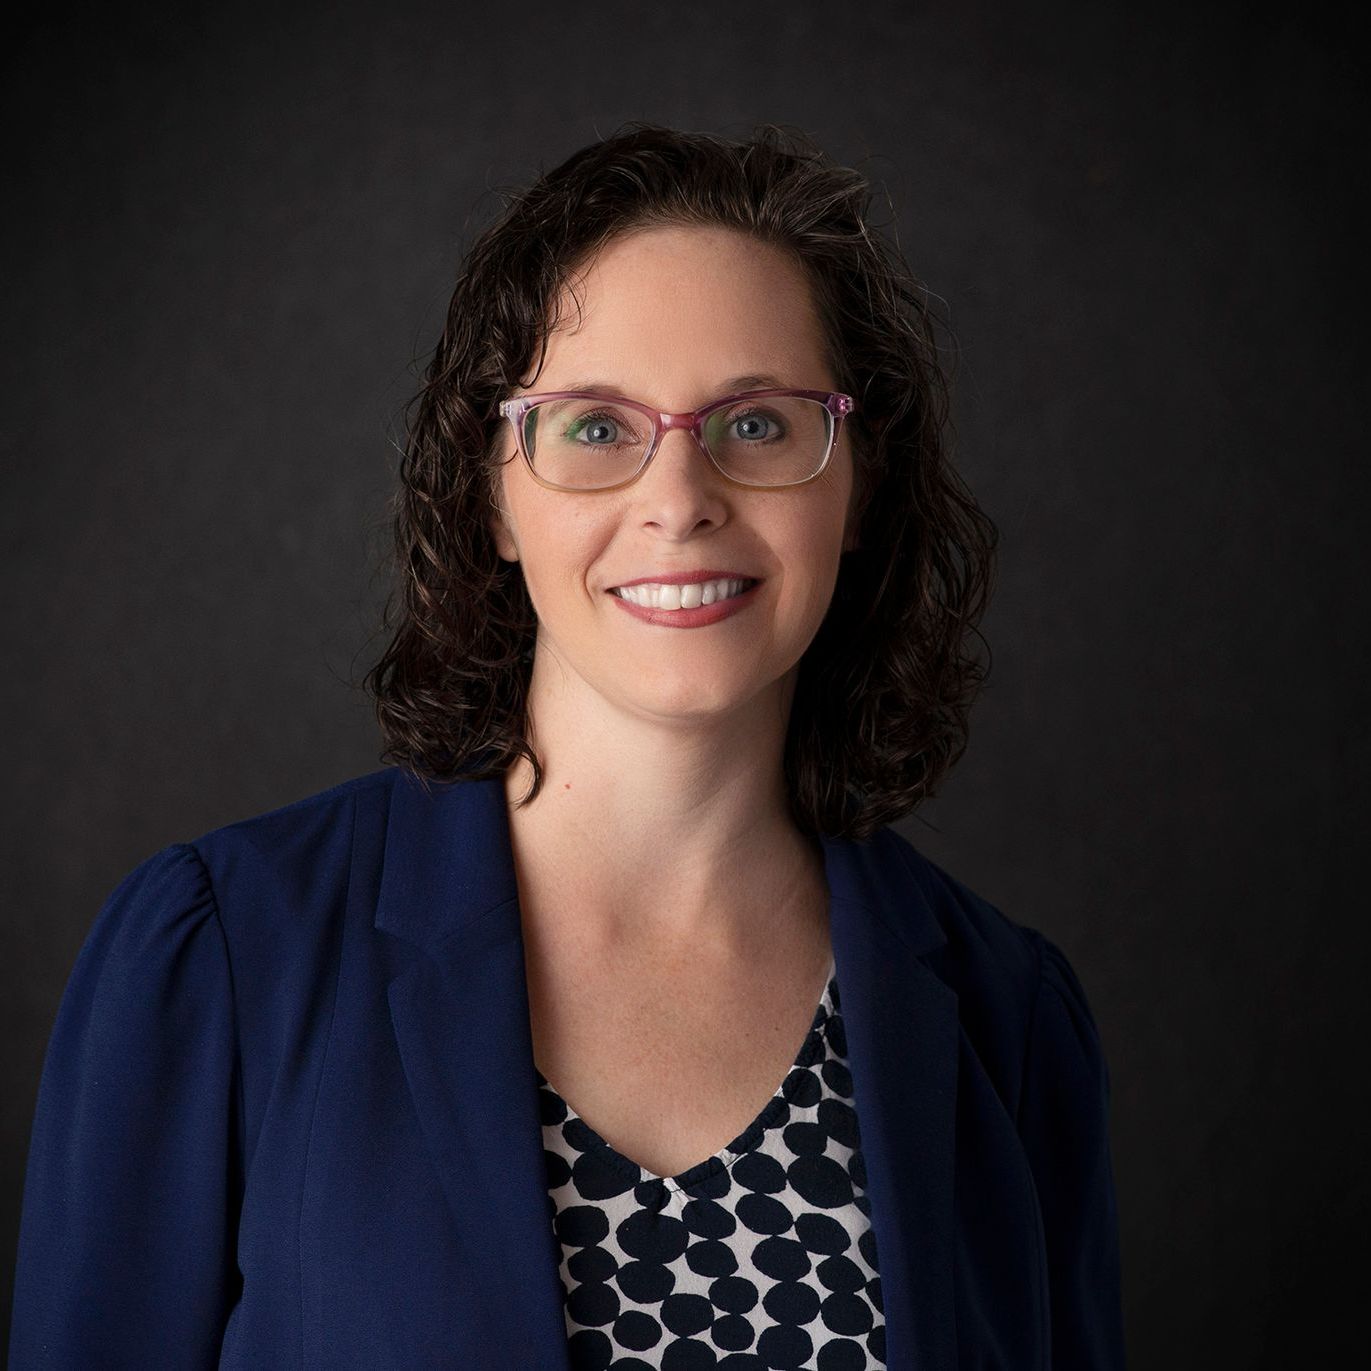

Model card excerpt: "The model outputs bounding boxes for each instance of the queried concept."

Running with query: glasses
[497,388,856,492]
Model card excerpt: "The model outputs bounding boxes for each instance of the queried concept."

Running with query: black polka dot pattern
[536,959,887,1369]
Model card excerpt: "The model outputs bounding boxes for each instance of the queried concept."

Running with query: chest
[524,946,834,1180]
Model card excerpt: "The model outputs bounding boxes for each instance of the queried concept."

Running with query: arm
[8,843,243,1368]
[1016,931,1127,1369]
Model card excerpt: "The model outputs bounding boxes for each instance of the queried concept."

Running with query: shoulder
[93,768,400,982]
[176,765,399,952]
[188,766,395,870]
[168,765,404,918]
[875,826,1095,1084]
[879,824,1044,988]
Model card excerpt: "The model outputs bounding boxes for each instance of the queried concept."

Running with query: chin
[620,673,783,724]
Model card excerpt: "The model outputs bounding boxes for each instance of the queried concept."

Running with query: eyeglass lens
[522,396,834,489]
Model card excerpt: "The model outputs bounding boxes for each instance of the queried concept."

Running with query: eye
[572,413,616,444]
[726,407,786,442]
[565,406,639,446]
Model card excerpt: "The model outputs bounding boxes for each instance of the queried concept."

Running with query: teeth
[616,578,751,610]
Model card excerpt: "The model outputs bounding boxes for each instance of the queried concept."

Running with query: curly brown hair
[362,121,998,841]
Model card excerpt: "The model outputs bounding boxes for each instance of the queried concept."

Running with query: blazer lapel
[823,828,960,1371]
[375,769,573,1369]
[374,768,959,1371]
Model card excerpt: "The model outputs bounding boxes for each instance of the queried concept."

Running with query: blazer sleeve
[1015,931,1127,1370]
[8,843,242,1369]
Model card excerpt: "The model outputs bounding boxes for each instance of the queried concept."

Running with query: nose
[629,425,729,533]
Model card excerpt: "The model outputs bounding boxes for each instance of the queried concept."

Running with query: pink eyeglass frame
[496,387,857,492]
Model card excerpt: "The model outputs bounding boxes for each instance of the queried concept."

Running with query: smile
[608,577,763,629]
[611,577,757,610]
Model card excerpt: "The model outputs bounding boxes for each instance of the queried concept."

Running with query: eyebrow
[553,372,790,401]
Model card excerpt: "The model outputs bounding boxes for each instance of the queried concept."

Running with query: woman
[9,124,1125,1369]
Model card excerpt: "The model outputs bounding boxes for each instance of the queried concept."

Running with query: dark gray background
[3,1,1367,1363]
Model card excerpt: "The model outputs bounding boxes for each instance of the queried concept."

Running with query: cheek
[792,483,852,560]
[513,502,613,603]
[787,493,851,611]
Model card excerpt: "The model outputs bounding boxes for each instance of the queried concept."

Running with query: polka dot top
[535,956,889,1369]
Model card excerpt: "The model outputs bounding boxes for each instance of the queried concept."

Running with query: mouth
[609,576,761,611]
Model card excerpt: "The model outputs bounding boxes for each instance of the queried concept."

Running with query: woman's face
[489,223,859,728]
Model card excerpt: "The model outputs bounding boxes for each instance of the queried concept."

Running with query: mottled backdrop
[3,1,1366,1363]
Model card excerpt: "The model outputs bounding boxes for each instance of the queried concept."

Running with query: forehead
[530,224,834,396]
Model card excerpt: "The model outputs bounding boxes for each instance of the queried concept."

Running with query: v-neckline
[535,954,839,1195]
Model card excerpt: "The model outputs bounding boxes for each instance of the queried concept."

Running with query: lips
[611,570,761,589]
[613,576,755,608]
[609,577,763,627]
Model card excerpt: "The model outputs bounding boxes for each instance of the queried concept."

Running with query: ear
[842,491,862,552]
[486,480,520,564]
[842,471,865,553]
[489,511,520,564]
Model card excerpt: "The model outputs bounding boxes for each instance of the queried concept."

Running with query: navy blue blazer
[9,765,1126,1369]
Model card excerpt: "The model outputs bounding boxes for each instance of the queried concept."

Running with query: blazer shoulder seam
[182,839,248,1194]
[296,790,357,1363]
[1013,928,1050,1130]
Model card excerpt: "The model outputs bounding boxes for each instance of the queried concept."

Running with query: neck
[502,648,826,958]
